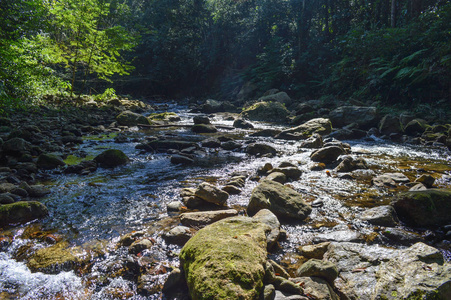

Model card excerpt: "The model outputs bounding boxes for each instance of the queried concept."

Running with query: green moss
[83,132,118,141]
[0,201,48,226]
[27,241,81,273]
[64,154,95,166]
[147,112,180,121]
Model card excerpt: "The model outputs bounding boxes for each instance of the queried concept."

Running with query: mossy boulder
[180,216,270,300]
[277,118,332,140]
[116,110,150,126]
[148,112,181,122]
[2,137,30,156]
[258,92,292,106]
[329,106,378,129]
[94,149,129,168]
[0,201,49,226]
[247,180,312,221]
[391,189,451,227]
[27,241,81,273]
[240,102,289,123]
[36,154,66,169]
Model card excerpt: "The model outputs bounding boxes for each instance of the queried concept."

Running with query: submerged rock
[180,216,270,300]
[27,241,81,274]
[94,149,129,168]
[392,189,451,227]
[0,201,48,226]
[247,180,312,221]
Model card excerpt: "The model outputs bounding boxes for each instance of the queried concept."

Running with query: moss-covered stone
[94,149,129,168]
[0,201,48,226]
[180,216,270,300]
[27,241,81,273]
[240,102,289,123]
[116,110,150,126]
[147,112,181,122]
[36,153,66,169]
[392,189,451,227]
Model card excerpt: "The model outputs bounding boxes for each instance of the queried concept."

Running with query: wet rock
[179,216,270,300]
[247,179,312,221]
[298,242,330,259]
[167,201,184,212]
[94,149,129,168]
[372,172,410,188]
[313,225,362,243]
[0,201,48,226]
[233,119,254,129]
[274,290,307,300]
[266,172,287,184]
[145,139,198,152]
[310,146,346,164]
[329,106,379,129]
[222,185,242,195]
[296,259,338,284]
[409,182,427,191]
[360,205,399,227]
[378,114,402,135]
[324,242,451,300]
[148,112,181,123]
[2,137,30,156]
[404,119,426,135]
[221,140,242,150]
[163,226,194,246]
[26,184,51,197]
[162,268,188,295]
[64,160,97,174]
[171,154,194,165]
[271,167,303,181]
[277,118,332,140]
[381,228,423,246]
[273,276,304,295]
[118,231,145,247]
[334,156,368,172]
[201,138,221,148]
[415,174,435,188]
[194,182,229,206]
[27,241,81,274]
[246,143,277,156]
[259,91,292,106]
[250,128,282,137]
[0,183,16,193]
[392,189,451,226]
[292,277,339,300]
[193,115,210,125]
[129,238,154,254]
[10,187,28,197]
[299,133,323,148]
[180,209,238,227]
[0,193,15,204]
[36,154,66,169]
[240,101,290,123]
[252,209,281,250]
[200,99,223,113]
[262,284,275,300]
[116,110,149,126]
[191,124,218,133]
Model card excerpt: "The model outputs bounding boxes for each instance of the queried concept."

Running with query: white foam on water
[0,252,86,300]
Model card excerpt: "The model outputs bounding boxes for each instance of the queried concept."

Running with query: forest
[1,0,450,111]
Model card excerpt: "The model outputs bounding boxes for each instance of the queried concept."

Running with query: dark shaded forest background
[1,0,450,111]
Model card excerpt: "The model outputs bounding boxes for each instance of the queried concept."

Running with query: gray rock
[26,185,50,197]
[221,140,242,150]
[170,154,194,164]
[194,182,229,206]
[298,242,331,259]
[167,201,184,212]
[310,146,346,164]
[290,277,339,300]
[266,172,287,184]
[162,268,187,294]
[163,226,194,245]
[233,119,254,129]
[262,284,275,300]
[200,99,223,113]
[222,185,242,195]
[415,174,435,188]
[94,149,129,168]
[379,114,402,135]
[191,124,217,133]
[334,156,368,173]
[129,239,153,254]
[247,180,312,221]
[259,91,292,106]
[0,193,15,204]
[409,183,427,191]
[2,138,30,155]
[252,209,281,250]
[329,106,379,129]
[270,167,302,181]
[246,143,277,156]
[324,242,451,300]
[296,259,338,283]
[193,115,210,125]
[372,172,410,188]
[360,205,399,227]
[0,201,49,226]
[299,133,323,148]
[381,227,423,246]
[240,101,290,123]
[201,138,221,148]
[180,209,238,227]
[36,154,66,169]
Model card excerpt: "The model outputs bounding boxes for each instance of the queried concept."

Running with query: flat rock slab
[180,209,238,228]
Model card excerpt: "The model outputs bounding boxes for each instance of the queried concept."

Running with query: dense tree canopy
[1,0,450,109]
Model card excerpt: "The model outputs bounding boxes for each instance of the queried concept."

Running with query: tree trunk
[391,0,397,27]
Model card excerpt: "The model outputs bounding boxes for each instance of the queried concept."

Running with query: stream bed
[1,104,451,299]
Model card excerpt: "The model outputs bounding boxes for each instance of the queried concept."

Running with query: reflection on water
[1,105,450,299]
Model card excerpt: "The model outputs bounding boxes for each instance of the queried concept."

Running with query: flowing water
[1,103,451,299]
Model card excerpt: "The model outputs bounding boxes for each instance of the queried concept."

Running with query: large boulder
[0,201,48,226]
[246,143,277,156]
[94,149,129,168]
[360,205,399,227]
[258,92,292,106]
[247,180,312,220]
[324,242,451,300]
[180,209,238,228]
[404,119,427,136]
[379,115,403,136]
[240,102,290,123]
[36,154,66,169]
[2,137,30,156]
[27,241,81,273]
[329,106,378,129]
[310,146,346,164]
[180,216,270,300]
[391,189,451,227]
[200,99,223,113]
[194,182,229,206]
[191,124,218,133]
[116,110,150,126]
[276,118,332,140]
